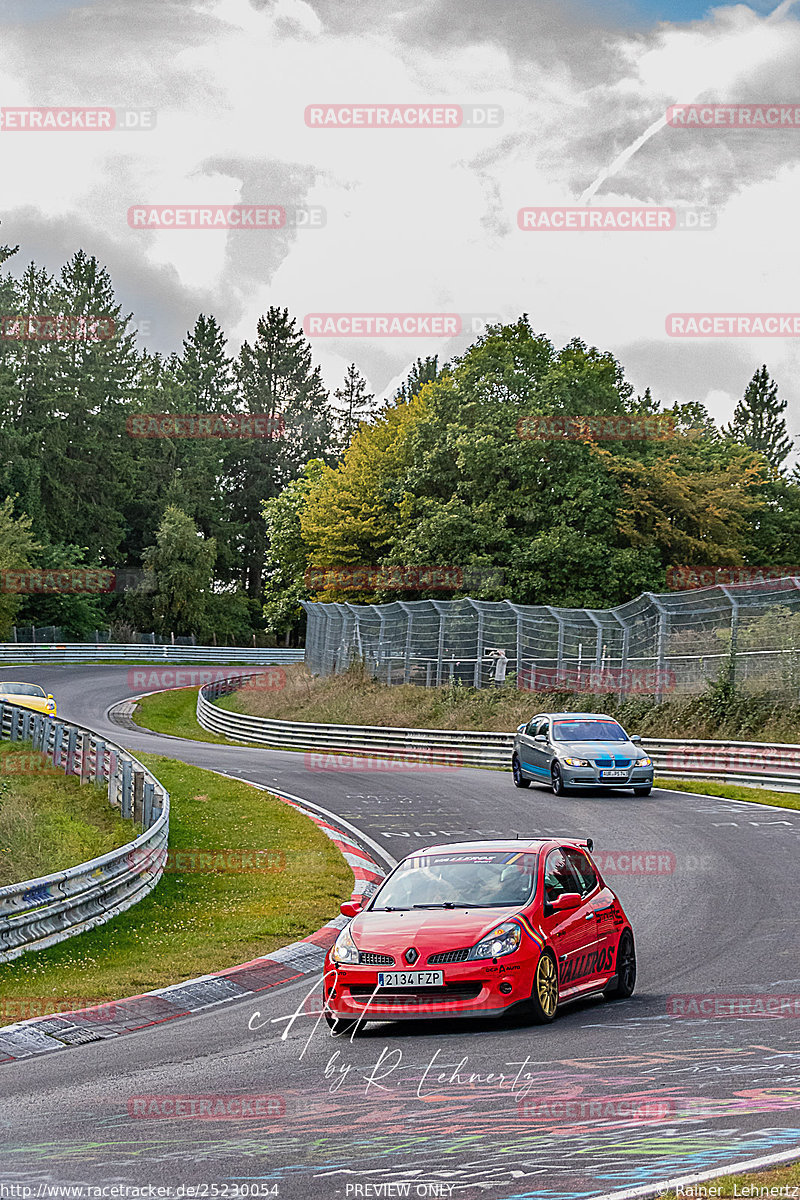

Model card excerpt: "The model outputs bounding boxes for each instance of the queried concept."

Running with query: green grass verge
[0,753,353,1008]
[656,1158,800,1198]
[0,741,133,887]
[656,775,800,809]
[133,686,255,746]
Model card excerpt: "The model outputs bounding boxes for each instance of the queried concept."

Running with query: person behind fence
[485,647,508,686]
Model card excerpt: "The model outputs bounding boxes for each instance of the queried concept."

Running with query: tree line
[0,241,797,644]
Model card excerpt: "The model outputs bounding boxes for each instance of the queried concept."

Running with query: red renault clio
[323,838,636,1033]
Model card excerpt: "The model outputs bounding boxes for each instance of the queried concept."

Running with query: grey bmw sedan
[511,712,654,796]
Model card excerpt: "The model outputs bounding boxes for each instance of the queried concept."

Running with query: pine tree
[395,355,440,402]
[333,362,375,448]
[230,308,334,596]
[725,365,794,471]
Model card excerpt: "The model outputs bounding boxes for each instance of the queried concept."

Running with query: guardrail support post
[52,722,64,769]
[143,781,154,828]
[65,727,78,773]
[121,759,133,818]
[133,770,144,827]
[94,740,106,784]
[79,732,91,784]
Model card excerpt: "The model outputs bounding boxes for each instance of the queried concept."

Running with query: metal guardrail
[0,704,170,963]
[0,644,305,665]
[197,675,800,791]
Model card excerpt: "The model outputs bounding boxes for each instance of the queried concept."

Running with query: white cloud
[0,0,798,433]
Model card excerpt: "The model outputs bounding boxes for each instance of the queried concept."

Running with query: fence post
[143,781,155,828]
[121,759,133,818]
[432,601,446,687]
[65,727,78,773]
[79,732,92,784]
[398,601,413,684]
[133,769,144,826]
[52,722,64,769]
[645,592,669,703]
[94,740,106,784]
[719,585,739,689]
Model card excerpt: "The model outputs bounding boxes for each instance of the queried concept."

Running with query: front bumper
[559,764,654,788]
[323,956,536,1021]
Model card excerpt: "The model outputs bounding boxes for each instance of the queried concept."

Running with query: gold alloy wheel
[536,953,558,1017]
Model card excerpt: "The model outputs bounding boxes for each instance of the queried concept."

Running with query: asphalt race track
[2,666,800,1200]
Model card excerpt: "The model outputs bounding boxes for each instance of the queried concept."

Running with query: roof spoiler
[578,837,594,853]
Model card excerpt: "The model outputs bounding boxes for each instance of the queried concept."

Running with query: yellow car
[0,682,57,718]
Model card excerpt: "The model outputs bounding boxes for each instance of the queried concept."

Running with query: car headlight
[562,756,591,767]
[637,757,652,767]
[468,921,522,960]
[331,924,360,964]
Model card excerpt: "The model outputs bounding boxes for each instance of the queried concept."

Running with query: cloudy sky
[2,0,799,438]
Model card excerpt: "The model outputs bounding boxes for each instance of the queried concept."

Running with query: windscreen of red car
[551,719,627,741]
[370,851,538,910]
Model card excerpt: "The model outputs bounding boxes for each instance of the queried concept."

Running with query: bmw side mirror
[630,735,642,744]
[550,892,582,912]
[340,900,363,918]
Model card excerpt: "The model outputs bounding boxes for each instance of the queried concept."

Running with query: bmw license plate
[377,971,444,988]
[601,769,627,778]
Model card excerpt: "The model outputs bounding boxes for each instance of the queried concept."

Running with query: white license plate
[601,770,628,778]
[377,971,444,988]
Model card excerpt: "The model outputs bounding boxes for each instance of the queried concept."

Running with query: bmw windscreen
[551,718,627,741]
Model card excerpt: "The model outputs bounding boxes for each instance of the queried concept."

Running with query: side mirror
[549,892,582,912]
[340,900,363,918]
[47,694,54,701]
[534,734,547,744]
[630,735,642,744]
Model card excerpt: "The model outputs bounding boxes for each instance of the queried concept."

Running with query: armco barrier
[0,643,304,665]
[0,703,169,963]
[197,676,800,790]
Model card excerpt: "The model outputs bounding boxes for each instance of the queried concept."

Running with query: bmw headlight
[331,924,359,964]
[468,921,522,960]
[562,756,591,767]
[637,757,652,767]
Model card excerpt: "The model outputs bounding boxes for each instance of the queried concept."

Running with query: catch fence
[301,578,800,698]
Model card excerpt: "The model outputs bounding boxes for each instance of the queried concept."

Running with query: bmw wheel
[604,930,636,999]
[512,755,531,789]
[528,951,559,1023]
[551,762,568,796]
